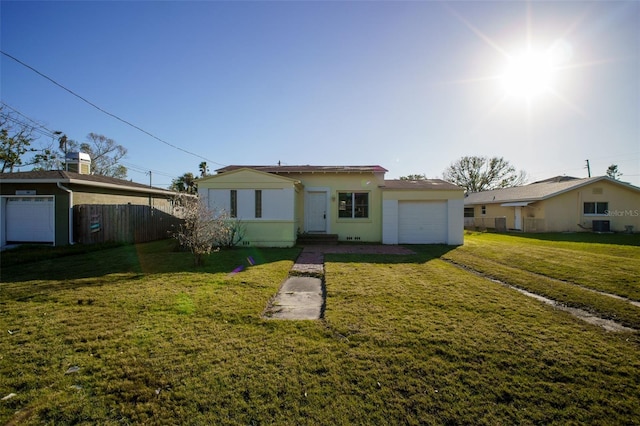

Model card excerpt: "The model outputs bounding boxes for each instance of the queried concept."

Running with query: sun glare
[501,50,555,99]
[500,40,572,100]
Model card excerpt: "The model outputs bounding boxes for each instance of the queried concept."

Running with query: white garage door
[6,197,55,243]
[398,201,447,244]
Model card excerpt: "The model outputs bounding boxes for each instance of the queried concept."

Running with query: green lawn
[442,232,640,329]
[1,235,639,425]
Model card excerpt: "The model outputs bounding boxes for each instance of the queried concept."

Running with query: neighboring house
[464,176,640,233]
[0,170,179,247]
[197,165,464,247]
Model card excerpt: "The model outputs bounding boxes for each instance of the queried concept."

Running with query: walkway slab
[264,276,324,320]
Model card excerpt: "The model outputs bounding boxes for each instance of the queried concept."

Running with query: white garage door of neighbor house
[6,197,55,243]
[398,201,447,244]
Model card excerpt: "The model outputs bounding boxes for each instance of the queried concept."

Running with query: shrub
[171,195,245,265]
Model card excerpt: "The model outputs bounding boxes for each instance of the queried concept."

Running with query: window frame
[338,192,369,219]
[583,201,608,215]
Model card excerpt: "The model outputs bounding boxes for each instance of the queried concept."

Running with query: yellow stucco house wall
[465,176,640,233]
[197,168,303,247]
[197,165,464,247]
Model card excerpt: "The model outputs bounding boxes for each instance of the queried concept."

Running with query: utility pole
[585,159,591,178]
[148,170,152,187]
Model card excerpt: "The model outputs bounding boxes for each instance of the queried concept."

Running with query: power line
[1,50,226,167]
[120,161,176,178]
[1,102,57,137]
[2,102,188,180]
[0,102,59,139]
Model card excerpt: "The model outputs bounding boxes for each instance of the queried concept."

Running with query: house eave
[1,177,178,197]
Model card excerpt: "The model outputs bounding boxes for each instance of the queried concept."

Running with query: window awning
[500,202,531,207]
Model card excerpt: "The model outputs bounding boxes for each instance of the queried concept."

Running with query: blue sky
[2,1,639,188]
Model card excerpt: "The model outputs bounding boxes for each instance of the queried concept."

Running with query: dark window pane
[338,192,352,218]
[583,202,595,214]
[354,193,368,218]
[230,190,237,218]
[596,202,608,215]
[255,190,262,218]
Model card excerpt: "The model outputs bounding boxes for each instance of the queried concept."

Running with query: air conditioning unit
[592,220,610,232]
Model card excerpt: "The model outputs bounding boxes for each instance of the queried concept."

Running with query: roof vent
[65,152,91,174]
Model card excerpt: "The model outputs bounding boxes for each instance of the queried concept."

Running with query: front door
[306,191,327,232]
[514,206,522,230]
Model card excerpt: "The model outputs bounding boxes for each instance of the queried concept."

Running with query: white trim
[501,202,530,207]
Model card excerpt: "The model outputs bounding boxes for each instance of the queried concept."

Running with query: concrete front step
[296,233,339,245]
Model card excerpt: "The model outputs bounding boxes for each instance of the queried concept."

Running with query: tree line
[401,155,623,193]
[1,105,127,178]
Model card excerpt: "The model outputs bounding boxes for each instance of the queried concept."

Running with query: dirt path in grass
[444,259,636,333]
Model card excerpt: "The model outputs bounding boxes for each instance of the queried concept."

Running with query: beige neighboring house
[464,176,640,233]
[197,165,464,247]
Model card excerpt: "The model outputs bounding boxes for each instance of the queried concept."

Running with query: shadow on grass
[501,231,640,246]
[0,239,301,284]
[324,244,457,264]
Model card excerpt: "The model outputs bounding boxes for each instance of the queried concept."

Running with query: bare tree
[80,133,127,178]
[172,195,244,266]
[0,106,37,172]
[443,156,527,193]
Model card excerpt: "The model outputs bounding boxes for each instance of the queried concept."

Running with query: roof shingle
[383,179,461,191]
[464,176,640,205]
[216,165,388,174]
[0,170,176,194]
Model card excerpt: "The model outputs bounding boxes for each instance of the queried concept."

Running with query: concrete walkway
[263,245,414,320]
[263,276,325,320]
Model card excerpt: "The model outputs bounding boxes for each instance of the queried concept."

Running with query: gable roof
[465,176,640,205]
[197,167,302,186]
[216,165,388,174]
[383,179,461,191]
[0,170,177,196]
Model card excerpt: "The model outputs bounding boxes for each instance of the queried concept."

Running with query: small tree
[0,106,37,172]
[443,156,527,193]
[606,164,622,180]
[399,174,428,181]
[170,172,197,194]
[172,195,244,266]
[199,161,209,177]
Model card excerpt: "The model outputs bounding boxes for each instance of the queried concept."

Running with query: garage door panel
[6,197,54,243]
[398,201,447,244]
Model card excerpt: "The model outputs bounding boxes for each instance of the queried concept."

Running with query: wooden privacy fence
[74,204,184,245]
